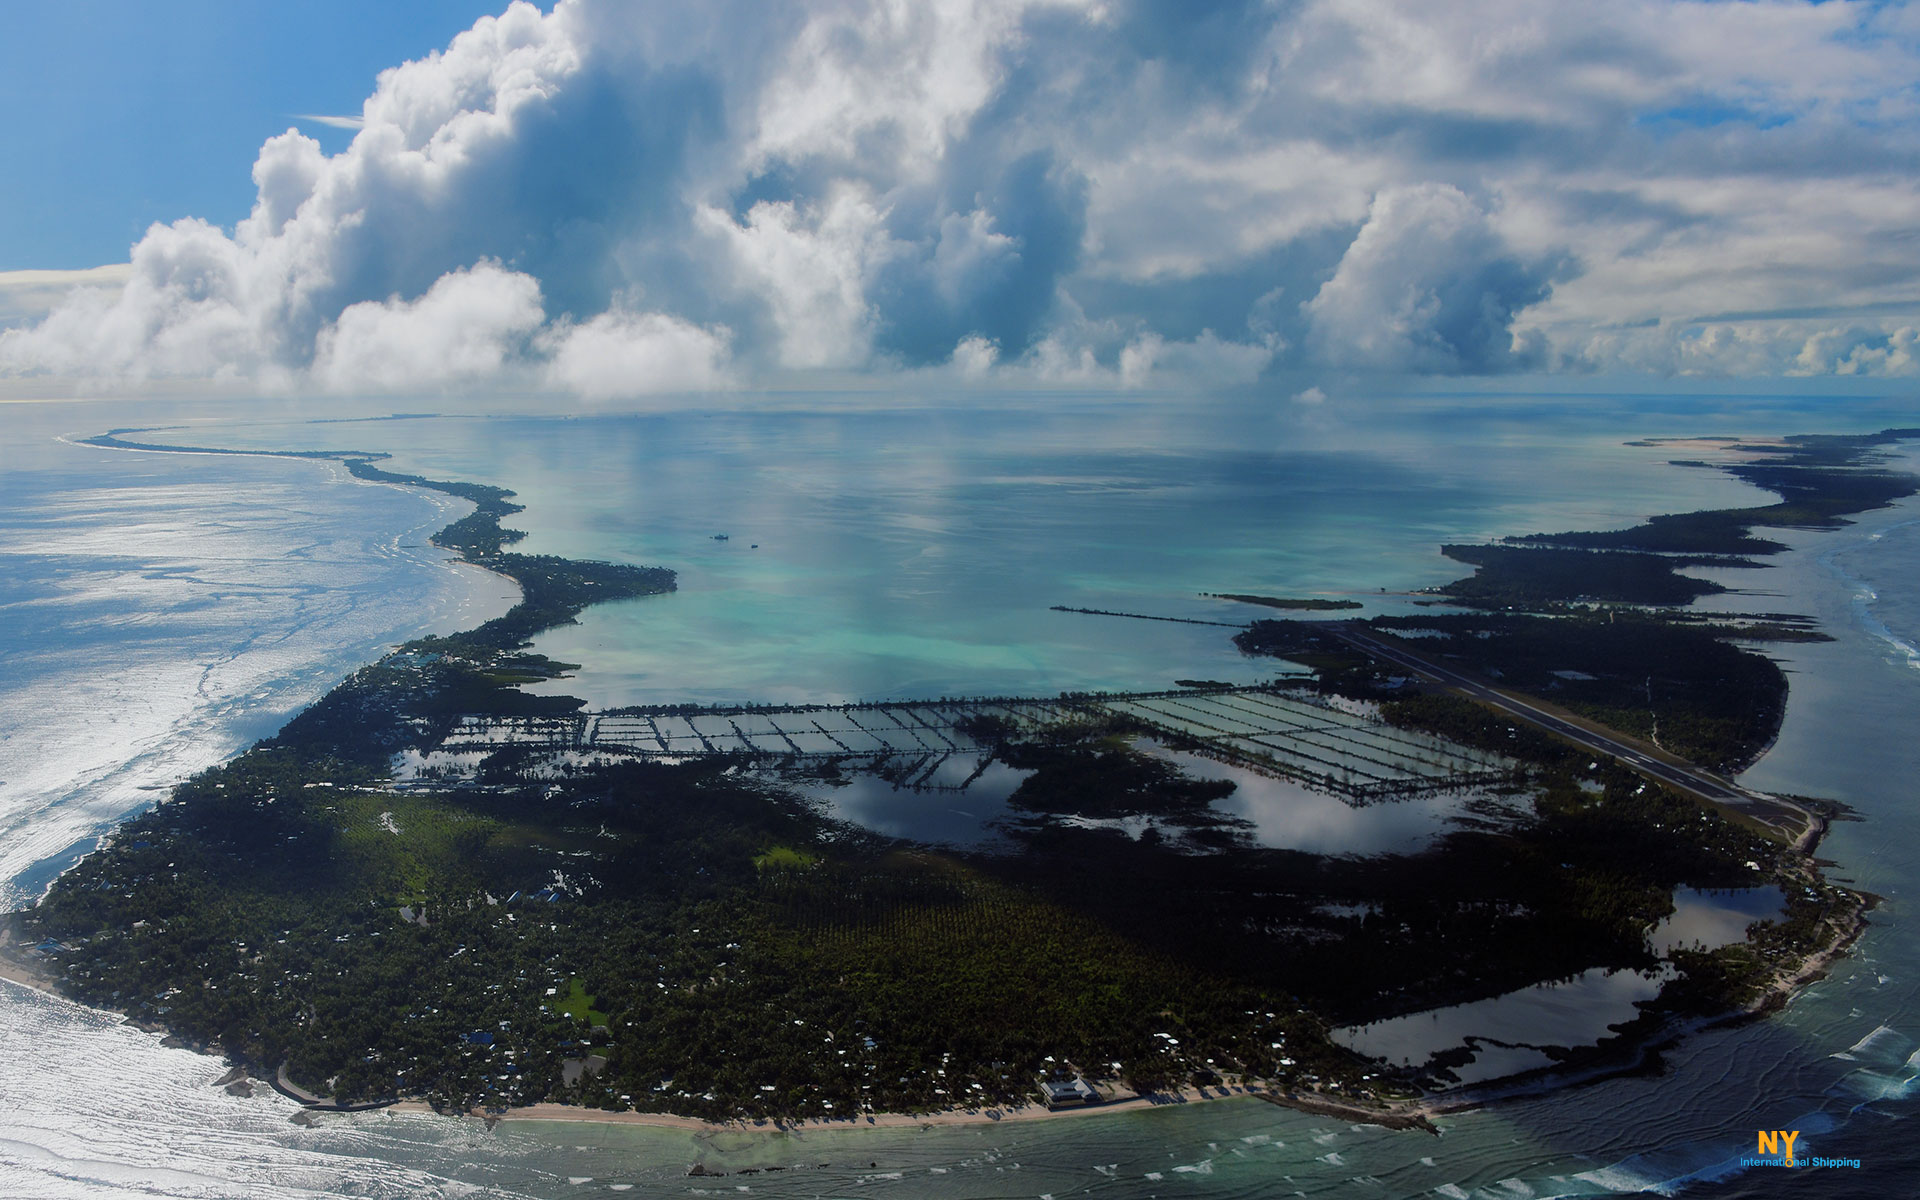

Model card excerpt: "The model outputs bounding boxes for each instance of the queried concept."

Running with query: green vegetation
[1437,544,1736,607]
[22,705,1819,1114]
[1512,430,1920,556]
[1245,429,1919,772]
[557,978,609,1026]
[1441,428,1919,609]
[973,719,1802,1024]
[17,754,1374,1115]
[1203,592,1363,611]
[1371,612,1785,771]
[1231,621,1407,696]
[81,432,676,665]
[186,448,678,767]
[751,846,818,871]
[1243,605,1781,774]
[999,741,1236,822]
[1221,428,1902,1066]
[15,426,1880,1119]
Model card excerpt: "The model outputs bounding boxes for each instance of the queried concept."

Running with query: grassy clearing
[753,845,818,871]
[557,976,609,1025]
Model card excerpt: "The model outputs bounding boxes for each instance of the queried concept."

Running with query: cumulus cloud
[312,261,544,393]
[2,1,588,388]
[5,0,1920,392]
[541,306,733,396]
[1,217,270,380]
[697,185,898,369]
[1795,327,1920,377]
[1304,185,1554,373]
[950,334,999,377]
[744,0,1077,178]
[1115,330,1277,389]
[929,323,1273,390]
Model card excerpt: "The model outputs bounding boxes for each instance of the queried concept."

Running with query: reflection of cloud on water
[783,737,1520,858]
[1150,745,1509,857]
[780,760,1030,848]
[1334,967,1669,1087]
[1648,886,1784,956]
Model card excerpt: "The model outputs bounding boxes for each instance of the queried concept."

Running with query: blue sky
[2,1,1917,396]
[0,1,520,267]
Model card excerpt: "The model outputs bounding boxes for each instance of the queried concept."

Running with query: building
[1039,1075,1098,1109]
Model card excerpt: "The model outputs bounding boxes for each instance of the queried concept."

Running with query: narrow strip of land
[1320,623,1814,841]
[1050,604,1249,628]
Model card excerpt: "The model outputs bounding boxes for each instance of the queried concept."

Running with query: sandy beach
[5,886,1865,1143]
[389,1080,1266,1135]
[0,953,55,993]
[0,919,58,994]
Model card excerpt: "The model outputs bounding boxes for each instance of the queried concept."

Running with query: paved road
[1323,624,1812,839]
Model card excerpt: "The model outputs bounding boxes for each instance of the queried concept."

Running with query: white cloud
[950,334,999,377]
[294,114,367,131]
[1,218,267,379]
[746,0,1088,178]
[1118,333,1162,388]
[0,0,586,386]
[1081,140,1378,284]
[250,130,329,238]
[1028,331,1104,383]
[0,264,133,328]
[697,185,900,369]
[1305,185,1551,372]
[935,323,1272,389]
[5,0,1920,391]
[542,306,733,396]
[931,209,1019,304]
[1116,330,1275,389]
[312,261,544,393]
[1794,326,1920,378]
[1837,328,1920,377]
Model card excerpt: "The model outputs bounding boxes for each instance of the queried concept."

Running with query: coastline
[480,813,1871,1138]
[1310,864,1874,1130]
[440,1081,1276,1134]
[5,425,1887,1141]
[2,803,1864,1143]
[0,903,1860,1144]
[0,913,61,993]
[0,952,57,995]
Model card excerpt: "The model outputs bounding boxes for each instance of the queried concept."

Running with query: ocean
[1,390,1916,1198]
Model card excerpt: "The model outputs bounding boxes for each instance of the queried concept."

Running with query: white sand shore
[386,1081,1263,1134]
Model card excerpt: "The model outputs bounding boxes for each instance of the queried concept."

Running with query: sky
[0,1,515,270]
[1,0,1917,398]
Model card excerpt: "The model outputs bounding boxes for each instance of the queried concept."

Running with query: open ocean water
[1,392,1917,1197]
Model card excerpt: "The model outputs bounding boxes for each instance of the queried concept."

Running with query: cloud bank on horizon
[3,0,1918,397]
